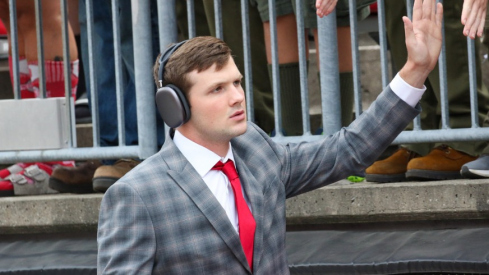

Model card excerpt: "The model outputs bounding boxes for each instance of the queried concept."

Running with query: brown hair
[153,36,232,96]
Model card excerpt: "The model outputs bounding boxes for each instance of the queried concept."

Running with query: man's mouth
[230,110,245,119]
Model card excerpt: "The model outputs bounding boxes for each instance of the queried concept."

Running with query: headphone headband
[157,40,188,88]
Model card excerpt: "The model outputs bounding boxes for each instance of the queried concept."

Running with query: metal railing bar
[437,0,450,129]
[132,0,158,159]
[467,37,480,128]
[186,0,196,38]
[214,0,223,39]
[9,0,20,99]
[34,0,46,98]
[349,0,362,118]
[318,11,341,135]
[0,146,140,164]
[269,0,283,136]
[60,0,75,147]
[376,0,389,89]
[86,0,100,147]
[241,0,254,122]
[111,0,126,146]
[295,0,311,135]
[157,0,178,52]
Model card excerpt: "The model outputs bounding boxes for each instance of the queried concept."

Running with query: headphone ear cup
[155,84,191,128]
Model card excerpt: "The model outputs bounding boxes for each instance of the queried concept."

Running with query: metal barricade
[0,0,489,165]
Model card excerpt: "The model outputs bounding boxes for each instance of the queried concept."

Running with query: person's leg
[79,0,119,147]
[0,0,34,98]
[16,0,78,98]
[263,12,305,135]
[310,0,374,127]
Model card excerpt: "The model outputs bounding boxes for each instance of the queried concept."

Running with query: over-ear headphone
[155,40,190,128]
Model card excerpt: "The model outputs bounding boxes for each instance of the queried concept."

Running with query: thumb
[403,16,415,46]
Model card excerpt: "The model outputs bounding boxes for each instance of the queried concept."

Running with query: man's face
[178,56,247,146]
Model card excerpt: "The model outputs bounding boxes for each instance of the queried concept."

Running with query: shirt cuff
[389,73,426,107]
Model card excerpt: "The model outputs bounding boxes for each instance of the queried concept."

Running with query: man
[98,1,443,273]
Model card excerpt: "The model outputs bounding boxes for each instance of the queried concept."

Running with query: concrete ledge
[1,179,489,234]
[0,194,102,234]
[286,179,489,225]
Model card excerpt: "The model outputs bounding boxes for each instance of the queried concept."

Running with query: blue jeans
[79,0,164,150]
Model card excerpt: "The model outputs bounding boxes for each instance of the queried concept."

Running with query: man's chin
[231,123,248,137]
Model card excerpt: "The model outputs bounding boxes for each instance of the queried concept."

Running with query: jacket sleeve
[282,87,421,198]
[97,182,156,275]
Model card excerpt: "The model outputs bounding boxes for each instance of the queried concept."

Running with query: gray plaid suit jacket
[97,87,420,274]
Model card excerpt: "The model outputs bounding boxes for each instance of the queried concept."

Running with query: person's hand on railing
[461,0,487,38]
[399,0,443,88]
[316,0,338,18]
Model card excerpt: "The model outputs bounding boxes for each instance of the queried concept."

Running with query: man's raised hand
[400,0,443,88]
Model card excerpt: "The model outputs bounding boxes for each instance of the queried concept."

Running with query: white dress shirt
[172,74,423,233]
[390,73,426,107]
[173,130,252,234]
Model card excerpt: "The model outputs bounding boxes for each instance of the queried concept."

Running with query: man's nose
[230,85,244,103]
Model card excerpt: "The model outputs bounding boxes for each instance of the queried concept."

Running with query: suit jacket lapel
[159,138,251,272]
[233,154,264,271]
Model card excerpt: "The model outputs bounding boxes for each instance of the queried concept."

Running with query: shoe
[3,161,74,196]
[365,147,421,183]
[406,145,476,180]
[0,161,74,196]
[92,159,140,193]
[460,154,489,179]
[49,160,103,193]
[75,93,91,124]
[0,163,32,197]
[0,163,32,180]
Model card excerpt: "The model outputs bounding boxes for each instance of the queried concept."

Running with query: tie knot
[212,160,238,180]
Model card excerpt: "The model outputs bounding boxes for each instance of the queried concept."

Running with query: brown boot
[406,145,477,180]
[366,147,421,183]
[92,159,140,193]
[49,160,103,194]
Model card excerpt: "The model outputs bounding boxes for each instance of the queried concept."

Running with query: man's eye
[213,86,222,93]
[233,80,241,86]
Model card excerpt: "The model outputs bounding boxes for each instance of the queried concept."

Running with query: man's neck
[175,129,230,157]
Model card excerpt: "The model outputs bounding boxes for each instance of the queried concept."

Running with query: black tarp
[0,232,97,275]
[287,228,489,274]
[1,228,489,274]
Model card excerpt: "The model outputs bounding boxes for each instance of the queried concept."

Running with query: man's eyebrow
[204,74,243,89]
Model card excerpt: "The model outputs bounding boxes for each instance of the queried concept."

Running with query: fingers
[463,0,480,37]
[477,9,486,37]
[403,16,415,47]
[461,0,473,25]
[469,7,483,38]
[422,0,433,20]
[414,0,442,26]
[413,0,423,22]
[316,0,337,18]
[436,2,443,27]
[462,0,487,38]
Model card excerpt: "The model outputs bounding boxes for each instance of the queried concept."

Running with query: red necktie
[213,160,256,270]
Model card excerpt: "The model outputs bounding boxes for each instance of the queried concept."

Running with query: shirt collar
[173,130,235,177]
